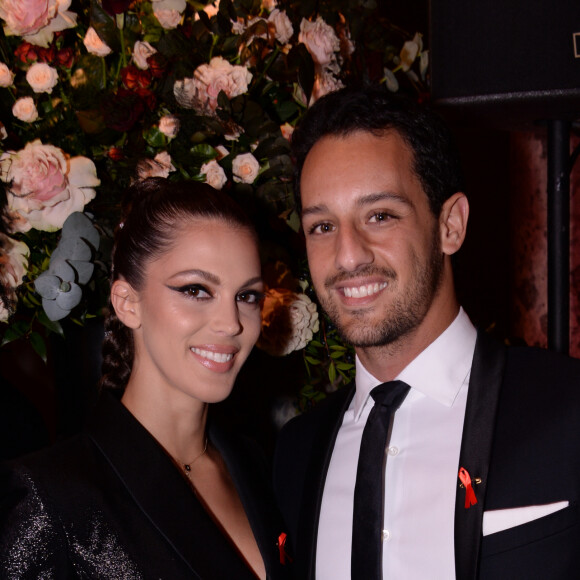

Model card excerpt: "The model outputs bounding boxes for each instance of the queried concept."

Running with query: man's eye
[308,222,334,234]
[369,212,392,223]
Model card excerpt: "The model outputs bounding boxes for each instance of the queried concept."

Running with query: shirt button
[388,446,399,456]
[382,529,391,542]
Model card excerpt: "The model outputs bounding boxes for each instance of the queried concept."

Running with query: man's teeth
[191,348,233,363]
[343,282,387,298]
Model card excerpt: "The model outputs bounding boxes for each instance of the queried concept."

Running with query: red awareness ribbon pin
[458,467,478,508]
[277,532,292,565]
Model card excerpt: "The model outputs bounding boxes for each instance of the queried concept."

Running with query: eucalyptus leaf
[51,237,92,262]
[34,273,60,300]
[55,283,83,310]
[61,213,100,250]
[49,259,76,283]
[42,297,72,322]
[69,260,95,285]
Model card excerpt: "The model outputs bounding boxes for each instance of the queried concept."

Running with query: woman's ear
[111,279,141,329]
[439,192,469,256]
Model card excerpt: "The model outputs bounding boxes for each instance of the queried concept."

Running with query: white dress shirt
[316,308,477,580]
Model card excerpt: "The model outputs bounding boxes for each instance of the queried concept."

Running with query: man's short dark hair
[291,84,465,216]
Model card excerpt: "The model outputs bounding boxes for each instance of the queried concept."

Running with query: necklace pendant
[184,464,191,472]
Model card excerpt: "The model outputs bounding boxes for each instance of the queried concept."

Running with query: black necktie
[351,380,410,580]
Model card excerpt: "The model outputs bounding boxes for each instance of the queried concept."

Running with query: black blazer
[0,392,292,579]
[274,331,580,579]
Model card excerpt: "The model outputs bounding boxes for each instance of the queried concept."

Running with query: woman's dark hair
[291,84,465,216]
[99,177,258,391]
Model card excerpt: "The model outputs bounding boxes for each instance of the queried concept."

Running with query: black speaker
[430,0,580,126]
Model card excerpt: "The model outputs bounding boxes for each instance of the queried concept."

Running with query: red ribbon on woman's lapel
[277,532,292,565]
[458,467,478,508]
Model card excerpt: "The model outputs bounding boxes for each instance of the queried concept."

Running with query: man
[273,85,580,579]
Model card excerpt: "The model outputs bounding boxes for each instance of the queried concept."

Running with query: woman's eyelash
[237,290,265,304]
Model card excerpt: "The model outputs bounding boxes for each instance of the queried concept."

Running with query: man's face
[300,130,445,348]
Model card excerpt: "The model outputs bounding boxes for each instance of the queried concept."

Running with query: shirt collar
[353,308,477,420]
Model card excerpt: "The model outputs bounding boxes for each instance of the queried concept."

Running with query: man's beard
[316,228,445,348]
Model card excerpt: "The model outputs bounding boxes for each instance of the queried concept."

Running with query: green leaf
[304,356,321,365]
[328,361,337,384]
[29,332,47,364]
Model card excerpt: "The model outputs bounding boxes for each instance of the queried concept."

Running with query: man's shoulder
[504,344,580,383]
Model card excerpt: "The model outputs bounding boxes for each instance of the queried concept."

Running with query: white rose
[158,114,180,138]
[268,9,293,44]
[258,289,320,356]
[200,160,227,190]
[383,68,399,93]
[26,62,58,94]
[0,63,14,87]
[310,70,344,104]
[280,122,294,142]
[70,67,88,88]
[12,96,39,122]
[133,40,157,70]
[0,140,99,232]
[136,151,176,180]
[299,17,340,66]
[83,27,112,57]
[151,0,186,11]
[154,8,182,29]
[232,152,260,184]
[399,33,422,72]
[173,77,196,108]
[0,0,77,48]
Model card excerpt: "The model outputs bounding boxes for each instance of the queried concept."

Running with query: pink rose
[153,8,181,29]
[12,96,39,122]
[83,27,112,57]
[0,140,100,232]
[175,56,252,113]
[26,62,58,93]
[158,114,180,138]
[0,63,14,87]
[200,160,227,190]
[0,234,29,322]
[232,152,260,184]
[268,9,293,44]
[0,0,77,48]
[133,40,157,70]
[136,151,176,180]
[299,17,340,66]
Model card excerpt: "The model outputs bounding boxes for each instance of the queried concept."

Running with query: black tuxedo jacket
[274,331,580,579]
[0,392,292,579]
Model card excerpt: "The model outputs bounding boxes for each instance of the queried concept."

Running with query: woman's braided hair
[99,177,257,391]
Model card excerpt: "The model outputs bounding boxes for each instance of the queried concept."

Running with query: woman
[0,178,292,579]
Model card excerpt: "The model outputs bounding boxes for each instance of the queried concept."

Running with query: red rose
[121,65,152,91]
[14,42,39,65]
[147,53,167,79]
[101,0,133,15]
[37,44,56,63]
[107,147,125,161]
[56,47,75,69]
[101,89,146,132]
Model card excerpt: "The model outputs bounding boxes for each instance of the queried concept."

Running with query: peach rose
[133,40,157,70]
[200,160,227,190]
[12,96,39,122]
[232,152,260,184]
[26,62,58,93]
[83,27,112,57]
[0,0,77,47]
[0,63,14,87]
[0,140,100,232]
[299,17,339,67]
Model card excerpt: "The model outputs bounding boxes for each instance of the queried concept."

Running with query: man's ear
[110,279,141,329]
[439,192,469,256]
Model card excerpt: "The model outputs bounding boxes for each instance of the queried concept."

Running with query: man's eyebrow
[302,191,414,218]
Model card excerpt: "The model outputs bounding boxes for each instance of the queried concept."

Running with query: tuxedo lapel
[454,331,506,580]
[86,393,257,580]
[297,385,355,579]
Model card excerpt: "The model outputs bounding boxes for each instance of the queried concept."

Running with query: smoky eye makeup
[167,283,213,299]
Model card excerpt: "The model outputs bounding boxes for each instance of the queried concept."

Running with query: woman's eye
[169,284,212,299]
[237,290,264,305]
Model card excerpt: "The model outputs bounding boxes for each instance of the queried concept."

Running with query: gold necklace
[182,438,208,478]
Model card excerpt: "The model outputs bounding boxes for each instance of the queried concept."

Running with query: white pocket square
[482,501,569,536]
